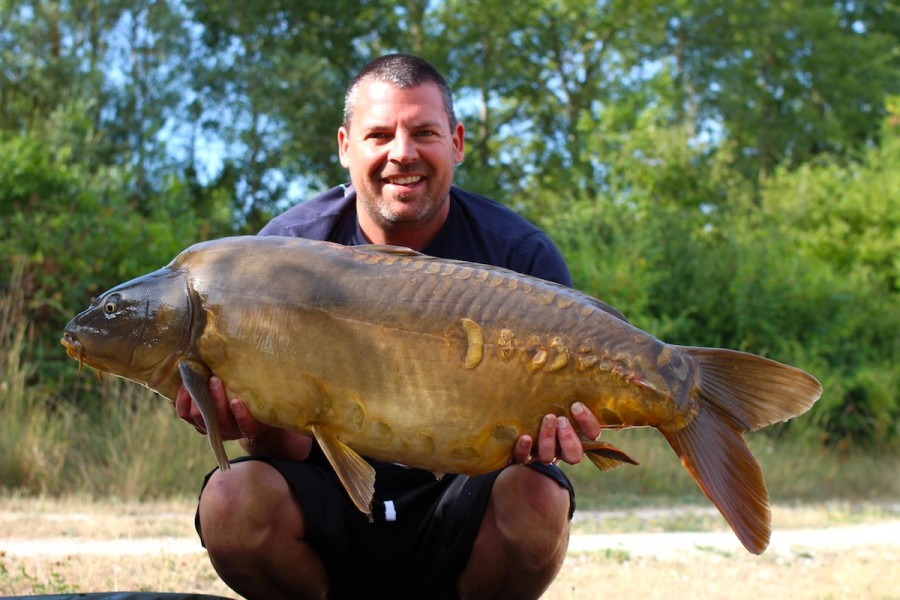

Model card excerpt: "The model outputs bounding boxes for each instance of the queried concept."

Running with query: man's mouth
[384,175,423,186]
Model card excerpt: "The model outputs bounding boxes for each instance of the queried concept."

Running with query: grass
[561,427,900,511]
[65,380,244,499]
[1,274,242,499]
[1,368,241,499]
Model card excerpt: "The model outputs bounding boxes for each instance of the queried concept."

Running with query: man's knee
[497,466,571,578]
[198,461,330,599]
[458,466,571,597]
[199,461,303,560]
[493,465,571,536]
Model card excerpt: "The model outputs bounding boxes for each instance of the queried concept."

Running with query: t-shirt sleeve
[259,219,291,236]
[257,185,355,239]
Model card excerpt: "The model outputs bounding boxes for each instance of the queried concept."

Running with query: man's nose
[388,132,417,164]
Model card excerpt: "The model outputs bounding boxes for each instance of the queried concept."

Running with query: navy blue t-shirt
[260,184,572,287]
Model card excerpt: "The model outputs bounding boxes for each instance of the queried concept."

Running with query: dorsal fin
[357,244,425,256]
[581,295,628,322]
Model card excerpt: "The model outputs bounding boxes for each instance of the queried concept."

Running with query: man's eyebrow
[360,119,444,132]
[410,119,444,129]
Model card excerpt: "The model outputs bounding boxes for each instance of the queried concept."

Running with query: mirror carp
[61,236,822,554]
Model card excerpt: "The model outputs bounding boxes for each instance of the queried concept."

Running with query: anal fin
[582,439,640,472]
[312,425,376,520]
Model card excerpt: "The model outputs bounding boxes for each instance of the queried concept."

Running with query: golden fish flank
[61,235,822,555]
[459,321,572,373]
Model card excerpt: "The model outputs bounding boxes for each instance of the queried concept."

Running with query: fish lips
[60,331,87,373]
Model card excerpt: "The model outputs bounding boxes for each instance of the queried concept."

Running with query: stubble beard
[368,187,446,231]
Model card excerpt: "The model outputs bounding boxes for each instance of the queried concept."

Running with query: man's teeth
[389,176,422,185]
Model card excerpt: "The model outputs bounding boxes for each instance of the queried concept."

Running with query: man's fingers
[571,401,601,440]
[536,414,559,464]
[513,435,534,464]
[556,416,583,465]
[230,397,261,439]
[174,385,191,421]
[175,376,243,438]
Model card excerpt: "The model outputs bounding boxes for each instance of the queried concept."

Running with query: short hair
[342,53,457,130]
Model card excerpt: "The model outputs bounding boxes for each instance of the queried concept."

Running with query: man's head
[338,54,465,249]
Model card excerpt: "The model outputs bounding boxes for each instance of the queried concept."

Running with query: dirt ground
[1,498,898,599]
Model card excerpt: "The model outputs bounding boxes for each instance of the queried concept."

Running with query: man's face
[338,79,465,244]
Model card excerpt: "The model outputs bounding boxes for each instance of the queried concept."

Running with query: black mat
[1,594,234,600]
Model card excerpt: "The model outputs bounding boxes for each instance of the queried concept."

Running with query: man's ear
[452,122,465,165]
[338,126,351,168]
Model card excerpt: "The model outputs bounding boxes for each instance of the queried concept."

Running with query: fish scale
[61,235,822,554]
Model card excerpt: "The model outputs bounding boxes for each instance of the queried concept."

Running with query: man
[176,53,602,599]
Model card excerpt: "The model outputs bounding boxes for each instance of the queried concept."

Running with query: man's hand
[513,402,601,466]
[175,376,264,441]
[175,377,313,460]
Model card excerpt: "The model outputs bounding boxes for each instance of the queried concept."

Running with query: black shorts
[195,448,574,599]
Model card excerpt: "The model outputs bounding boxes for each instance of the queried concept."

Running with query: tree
[435,0,672,207]
[670,0,897,187]
[185,0,409,229]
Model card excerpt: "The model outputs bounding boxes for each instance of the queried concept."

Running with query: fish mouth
[60,333,86,375]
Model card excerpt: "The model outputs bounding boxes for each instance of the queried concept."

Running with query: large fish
[61,236,821,554]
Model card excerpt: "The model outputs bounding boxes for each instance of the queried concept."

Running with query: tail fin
[662,347,822,554]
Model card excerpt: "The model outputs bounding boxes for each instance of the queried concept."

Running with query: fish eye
[103,294,122,316]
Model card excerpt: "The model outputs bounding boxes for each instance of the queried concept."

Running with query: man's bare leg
[198,461,330,600]
[457,465,571,599]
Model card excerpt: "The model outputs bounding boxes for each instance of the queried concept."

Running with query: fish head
[61,267,192,385]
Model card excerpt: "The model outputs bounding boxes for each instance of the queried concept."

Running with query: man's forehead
[355,77,442,99]
[350,80,447,125]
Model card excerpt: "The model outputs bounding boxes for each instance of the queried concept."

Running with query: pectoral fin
[178,360,230,472]
[582,440,640,472]
[312,425,376,520]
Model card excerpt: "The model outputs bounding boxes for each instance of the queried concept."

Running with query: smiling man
[176,54,602,599]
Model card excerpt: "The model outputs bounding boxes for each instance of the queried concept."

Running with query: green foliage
[0,265,73,493]
[763,116,900,294]
[672,0,897,185]
[0,129,233,386]
[753,116,900,446]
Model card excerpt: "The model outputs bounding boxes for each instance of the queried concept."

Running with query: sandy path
[5,518,900,558]
[3,503,899,599]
